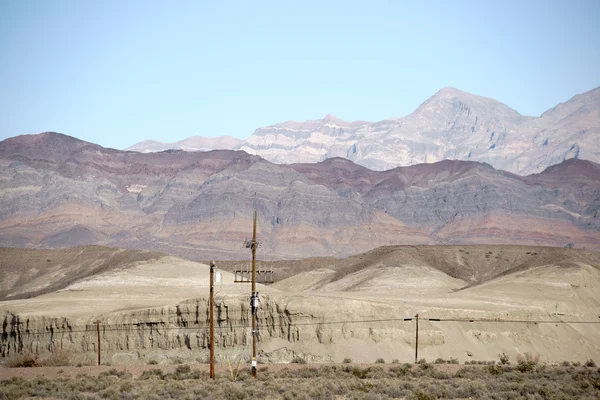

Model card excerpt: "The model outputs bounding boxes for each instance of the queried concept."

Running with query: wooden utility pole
[209,261,215,380]
[96,320,101,366]
[239,211,269,378]
[414,314,419,363]
[251,210,258,378]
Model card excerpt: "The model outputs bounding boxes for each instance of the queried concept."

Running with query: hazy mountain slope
[0,132,599,259]
[239,87,600,174]
[0,246,165,300]
[270,244,600,292]
[126,136,242,153]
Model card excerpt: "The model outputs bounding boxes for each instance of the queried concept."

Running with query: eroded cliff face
[0,294,438,364]
[0,295,325,364]
[3,291,600,365]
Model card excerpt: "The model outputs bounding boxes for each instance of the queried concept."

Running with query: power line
[10,317,600,336]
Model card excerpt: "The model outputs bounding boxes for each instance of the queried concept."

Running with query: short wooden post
[414,314,419,363]
[96,320,101,366]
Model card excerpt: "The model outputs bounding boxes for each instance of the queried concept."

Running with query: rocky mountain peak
[434,86,470,97]
[323,113,343,123]
[412,87,524,123]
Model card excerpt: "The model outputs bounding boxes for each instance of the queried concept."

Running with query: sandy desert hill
[1,244,599,365]
[0,246,166,300]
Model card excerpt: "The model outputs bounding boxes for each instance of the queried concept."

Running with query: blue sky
[1,0,598,149]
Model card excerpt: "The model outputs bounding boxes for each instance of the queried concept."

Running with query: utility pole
[96,320,101,366]
[414,314,419,364]
[238,211,271,378]
[250,211,258,378]
[209,261,215,380]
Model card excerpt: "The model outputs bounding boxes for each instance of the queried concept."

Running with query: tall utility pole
[240,211,270,378]
[250,211,258,378]
[209,261,215,380]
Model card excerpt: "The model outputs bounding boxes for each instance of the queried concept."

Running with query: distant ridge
[126,135,242,153]
[120,86,599,175]
[1,132,599,259]
[236,86,600,175]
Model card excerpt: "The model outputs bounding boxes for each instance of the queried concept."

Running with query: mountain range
[127,87,599,176]
[126,136,242,153]
[1,132,599,259]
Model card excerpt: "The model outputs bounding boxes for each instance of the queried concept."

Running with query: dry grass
[1,363,599,399]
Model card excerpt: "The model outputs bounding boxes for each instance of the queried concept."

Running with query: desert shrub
[99,388,119,399]
[4,352,38,368]
[140,369,165,380]
[119,381,133,393]
[39,349,73,367]
[412,390,436,400]
[291,356,307,364]
[175,364,191,374]
[5,362,600,399]
[560,360,571,367]
[364,366,386,379]
[584,359,596,367]
[449,357,459,364]
[486,364,504,375]
[147,359,158,365]
[434,358,446,364]
[416,358,427,364]
[375,358,385,364]
[171,364,203,380]
[499,352,510,365]
[352,366,370,379]
[419,362,432,371]
[391,359,400,364]
[99,368,129,379]
[572,361,581,366]
[516,352,540,373]
[389,364,412,377]
[342,358,352,364]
